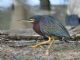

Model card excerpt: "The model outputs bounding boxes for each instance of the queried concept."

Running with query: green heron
[27,15,71,55]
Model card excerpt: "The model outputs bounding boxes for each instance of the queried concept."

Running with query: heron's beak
[17,19,35,23]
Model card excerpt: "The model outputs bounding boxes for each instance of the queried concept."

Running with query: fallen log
[6,35,44,41]
[0,32,80,47]
[0,32,80,41]
[0,31,44,41]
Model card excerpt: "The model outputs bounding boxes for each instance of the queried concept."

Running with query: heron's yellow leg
[45,37,55,55]
[31,36,52,48]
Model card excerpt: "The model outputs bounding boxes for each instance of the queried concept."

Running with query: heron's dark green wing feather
[49,16,71,37]
[39,16,70,38]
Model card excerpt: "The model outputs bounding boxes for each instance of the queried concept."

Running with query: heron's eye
[29,19,35,21]
[30,19,33,20]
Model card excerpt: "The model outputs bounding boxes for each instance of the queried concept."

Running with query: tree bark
[40,0,51,10]
[10,0,31,31]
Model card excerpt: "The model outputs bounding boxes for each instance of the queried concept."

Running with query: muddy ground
[0,27,80,60]
[0,41,80,60]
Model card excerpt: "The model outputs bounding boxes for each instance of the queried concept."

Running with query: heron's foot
[31,45,43,48]
[31,37,52,48]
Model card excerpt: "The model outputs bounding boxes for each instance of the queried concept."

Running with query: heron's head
[27,15,43,23]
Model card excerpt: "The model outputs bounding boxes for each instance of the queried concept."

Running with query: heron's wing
[39,16,70,38]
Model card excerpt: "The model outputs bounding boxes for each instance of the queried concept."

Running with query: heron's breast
[33,22,43,35]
